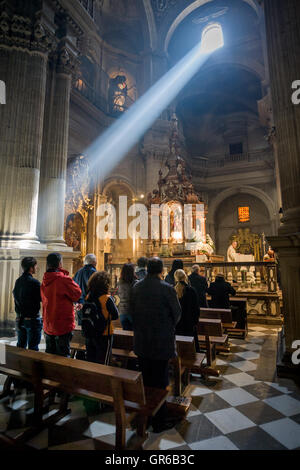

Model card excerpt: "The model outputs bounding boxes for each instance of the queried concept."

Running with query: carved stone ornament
[0,8,57,55]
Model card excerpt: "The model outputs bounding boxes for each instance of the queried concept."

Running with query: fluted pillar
[264,0,300,370]
[38,46,77,248]
[0,48,47,247]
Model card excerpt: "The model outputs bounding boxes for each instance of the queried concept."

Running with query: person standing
[117,263,137,330]
[41,253,81,357]
[227,240,238,262]
[188,264,208,308]
[130,257,181,433]
[135,257,148,280]
[73,253,97,324]
[13,257,42,351]
[207,273,236,309]
[83,271,119,364]
[165,259,184,286]
[174,269,199,337]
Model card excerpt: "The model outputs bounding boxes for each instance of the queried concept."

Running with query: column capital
[55,43,80,77]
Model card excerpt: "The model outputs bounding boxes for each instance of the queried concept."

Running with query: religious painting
[65,213,84,252]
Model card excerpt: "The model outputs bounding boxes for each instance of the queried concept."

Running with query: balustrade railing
[107,261,279,294]
[196,149,273,169]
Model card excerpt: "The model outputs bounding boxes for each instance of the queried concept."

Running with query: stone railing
[195,149,273,169]
[73,77,135,115]
[73,78,108,113]
[107,261,279,294]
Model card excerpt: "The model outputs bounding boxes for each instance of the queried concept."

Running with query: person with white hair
[73,254,97,324]
[188,264,208,308]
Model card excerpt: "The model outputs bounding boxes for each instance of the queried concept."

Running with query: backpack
[81,299,108,339]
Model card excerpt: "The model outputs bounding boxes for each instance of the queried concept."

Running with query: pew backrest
[5,345,146,405]
[200,308,232,323]
[197,318,223,337]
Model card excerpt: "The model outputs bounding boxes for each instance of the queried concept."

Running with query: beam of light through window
[73,25,224,190]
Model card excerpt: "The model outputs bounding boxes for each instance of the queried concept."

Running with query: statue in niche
[108,75,128,116]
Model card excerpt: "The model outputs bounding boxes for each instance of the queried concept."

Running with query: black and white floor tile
[1,325,300,450]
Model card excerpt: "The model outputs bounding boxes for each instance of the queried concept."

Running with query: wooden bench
[200,307,234,326]
[70,328,206,399]
[0,345,168,450]
[197,319,228,367]
[206,297,248,339]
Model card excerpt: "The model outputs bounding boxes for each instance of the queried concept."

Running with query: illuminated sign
[238,206,250,223]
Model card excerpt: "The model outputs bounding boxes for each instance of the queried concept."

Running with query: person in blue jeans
[13,257,42,351]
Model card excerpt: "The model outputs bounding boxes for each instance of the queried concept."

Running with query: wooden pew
[200,307,238,341]
[197,319,228,367]
[200,307,234,326]
[70,329,205,399]
[0,345,168,450]
[206,297,248,339]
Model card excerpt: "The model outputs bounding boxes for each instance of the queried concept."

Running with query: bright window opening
[201,23,224,54]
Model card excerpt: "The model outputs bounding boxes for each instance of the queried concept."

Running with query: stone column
[264,0,300,370]
[38,45,78,248]
[0,33,49,247]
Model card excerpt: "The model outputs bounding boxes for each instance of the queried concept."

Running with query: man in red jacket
[41,253,81,357]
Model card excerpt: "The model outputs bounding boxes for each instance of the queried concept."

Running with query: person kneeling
[82,271,119,365]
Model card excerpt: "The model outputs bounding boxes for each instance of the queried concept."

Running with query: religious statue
[108,75,128,116]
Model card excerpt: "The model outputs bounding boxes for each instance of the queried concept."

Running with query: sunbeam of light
[84,28,224,185]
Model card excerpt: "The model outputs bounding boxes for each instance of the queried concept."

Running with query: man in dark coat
[188,264,208,308]
[13,257,42,351]
[130,257,181,433]
[207,273,236,309]
[73,254,97,324]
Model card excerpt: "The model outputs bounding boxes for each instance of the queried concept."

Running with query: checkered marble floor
[1,325,300,450]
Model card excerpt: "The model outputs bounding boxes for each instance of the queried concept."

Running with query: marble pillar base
[267,233,300,371]
[0,246,80,336]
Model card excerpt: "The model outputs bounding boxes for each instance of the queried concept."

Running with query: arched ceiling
[176,64,263,156]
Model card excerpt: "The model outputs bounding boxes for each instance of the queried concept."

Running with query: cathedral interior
[0,0,300,452]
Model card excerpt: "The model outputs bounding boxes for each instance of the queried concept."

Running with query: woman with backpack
[82,271,119,364]
[117,263,137,331]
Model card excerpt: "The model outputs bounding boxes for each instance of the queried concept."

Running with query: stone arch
[163,0,261,53]
[207,186,278,243]
[101,178,137,263]
[200,56,265,82]
[208,186,277,224]
[102,177,136,200]
[142,0,158,50]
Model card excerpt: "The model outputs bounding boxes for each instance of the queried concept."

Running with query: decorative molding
[0,10,57,55]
